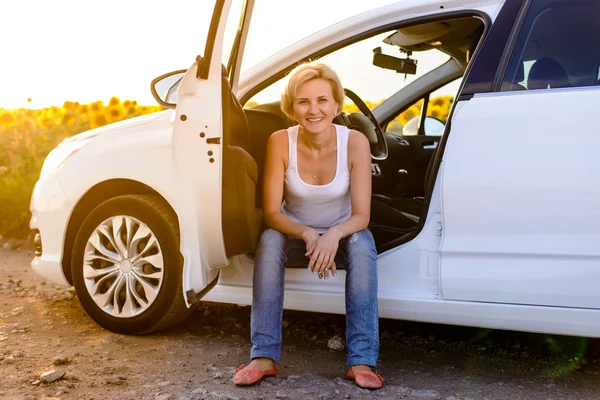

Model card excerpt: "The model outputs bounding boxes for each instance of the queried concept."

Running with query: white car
[30,0,600,336]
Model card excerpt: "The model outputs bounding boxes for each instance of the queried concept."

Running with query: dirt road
[2,249,600,400]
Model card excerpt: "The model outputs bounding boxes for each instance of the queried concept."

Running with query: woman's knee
[254,228,287,271]
[257,228,286,252]
[345,229,377,261]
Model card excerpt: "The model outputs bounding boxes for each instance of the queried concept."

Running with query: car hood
[65,110,173,143]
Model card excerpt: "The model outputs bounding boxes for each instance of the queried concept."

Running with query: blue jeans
[250,228,379,368]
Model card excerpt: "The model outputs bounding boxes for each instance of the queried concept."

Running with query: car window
[501,0,600,91]
[245,29,450,112]
[239,0,400,76]
[221,0,248,73]
[387,78,460,136]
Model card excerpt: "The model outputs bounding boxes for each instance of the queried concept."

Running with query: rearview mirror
[150,70,186,109]
[372,47,417,75]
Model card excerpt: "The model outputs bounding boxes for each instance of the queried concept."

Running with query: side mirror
[403,116,445,136]
[150,70,186,109]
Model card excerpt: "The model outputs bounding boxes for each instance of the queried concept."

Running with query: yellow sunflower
[90,101,103,113]
[0,111,15,127]
[62,112,78,127]
[107,106,125,122]
[90,114,108,128]
[109,96,121,107]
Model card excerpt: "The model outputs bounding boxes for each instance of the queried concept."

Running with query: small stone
[53,355,71,365]
[57,386,68,393]
[410,389,440,398]
[158,381,172,387]
[63,373,79,381]
[213,372,223,379]
[31,380,40,386]
[327,335,345,351]
[445,396,458,400]
[62,292,74,300]
[156,395,173,400]
[2,355,15,364]
[105,377,126,385]
[276,391,289,399]
[24,396,36,400]
[40,369,66,383]
[192,388,207,395]
[0,325,19,334]
[123,391,138,397]
[12,351,24,358]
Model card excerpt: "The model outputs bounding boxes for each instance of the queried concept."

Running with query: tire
[71,194,190,334]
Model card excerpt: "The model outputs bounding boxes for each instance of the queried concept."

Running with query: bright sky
[1,0,451,110]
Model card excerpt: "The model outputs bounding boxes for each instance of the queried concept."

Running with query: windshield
[239,0,401,75]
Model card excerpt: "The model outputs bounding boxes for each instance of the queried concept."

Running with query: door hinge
[206,137,221,144]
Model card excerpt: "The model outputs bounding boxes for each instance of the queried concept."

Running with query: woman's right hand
[301,228,320,255]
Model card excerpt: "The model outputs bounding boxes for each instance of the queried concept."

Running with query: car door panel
[171,0,254,305]
[375,134,438,198]
[440,89,600,309]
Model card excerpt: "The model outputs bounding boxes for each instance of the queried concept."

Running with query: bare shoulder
[268,129,288,147]
[267,129,289,153]
[266,129,289,168]
[348,129,370,153]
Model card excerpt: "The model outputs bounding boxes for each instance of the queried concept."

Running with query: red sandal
[232,363,277,386]
[347,367,384,389]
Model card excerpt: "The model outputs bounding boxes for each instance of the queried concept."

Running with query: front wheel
[71,194,189,334]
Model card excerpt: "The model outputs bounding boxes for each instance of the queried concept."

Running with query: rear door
[440,0,600,309]
[171,0,254,306]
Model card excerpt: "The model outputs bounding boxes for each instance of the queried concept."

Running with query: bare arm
[262,130,319,243]
[308,130,372,274]
[327,130,372,239]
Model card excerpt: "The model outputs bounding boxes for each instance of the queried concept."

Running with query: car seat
[528,57,570,90]
[221,66,262,258]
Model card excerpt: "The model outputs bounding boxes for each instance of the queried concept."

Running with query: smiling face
[292,78,339,135]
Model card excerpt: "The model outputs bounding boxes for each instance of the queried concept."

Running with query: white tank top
[281,124,352,234]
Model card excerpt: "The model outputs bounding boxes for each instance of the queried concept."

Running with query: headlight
[40,137,93,178]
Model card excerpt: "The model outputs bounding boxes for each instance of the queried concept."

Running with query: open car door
[172,0,254,307]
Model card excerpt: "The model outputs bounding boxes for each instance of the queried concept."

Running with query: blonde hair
[280,62,345,120]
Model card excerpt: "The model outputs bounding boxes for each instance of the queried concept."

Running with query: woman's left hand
[308,227,343,277]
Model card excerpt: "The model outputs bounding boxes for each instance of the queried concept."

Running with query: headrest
[515,61,524,83]
[528,57,569,90]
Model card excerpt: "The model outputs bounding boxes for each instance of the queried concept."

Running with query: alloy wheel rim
[83,215,164,318]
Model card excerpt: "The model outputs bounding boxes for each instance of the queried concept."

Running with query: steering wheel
[337,88,388,160]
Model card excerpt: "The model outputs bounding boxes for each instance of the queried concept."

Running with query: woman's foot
[232,358,277,386]
[348,365,384,389]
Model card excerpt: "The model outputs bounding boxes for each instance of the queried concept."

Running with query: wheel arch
[62,179,178,285]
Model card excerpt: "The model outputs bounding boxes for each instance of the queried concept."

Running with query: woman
[233,62,382,389]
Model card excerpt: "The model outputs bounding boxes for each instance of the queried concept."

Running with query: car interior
[219,16,486,258]
[503,1,600,91]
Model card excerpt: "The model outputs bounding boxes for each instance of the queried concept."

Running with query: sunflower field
[0,98,164,239]
[0,94,453,241]
[342,94,454,133]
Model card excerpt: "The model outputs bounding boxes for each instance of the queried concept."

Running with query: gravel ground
[2,249,600,400]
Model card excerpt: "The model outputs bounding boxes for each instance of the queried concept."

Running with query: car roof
[238,0,505,97]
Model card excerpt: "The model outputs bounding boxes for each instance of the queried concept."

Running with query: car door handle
[206,137,221,144]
